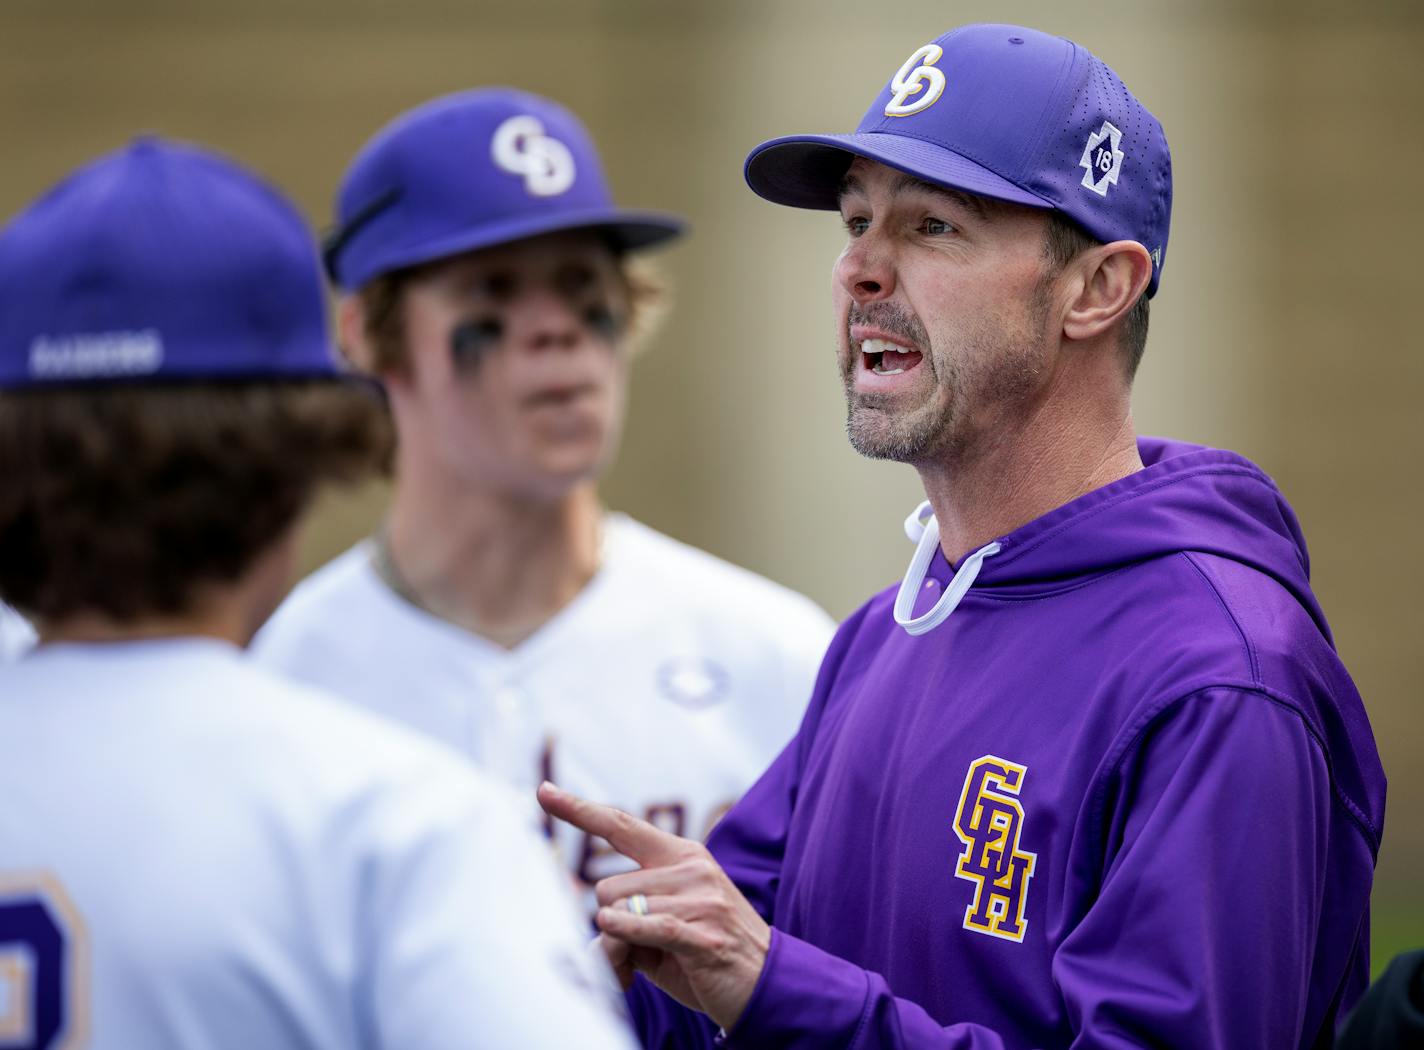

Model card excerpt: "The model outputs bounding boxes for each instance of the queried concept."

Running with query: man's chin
[845,404,942,463]
[527,454,607,494]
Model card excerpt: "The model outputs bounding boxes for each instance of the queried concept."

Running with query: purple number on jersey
[0,890,75,1049]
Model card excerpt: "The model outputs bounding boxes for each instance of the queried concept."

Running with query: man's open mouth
[860,337,924,376]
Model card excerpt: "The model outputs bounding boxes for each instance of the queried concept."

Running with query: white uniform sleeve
[359,769,637,1050]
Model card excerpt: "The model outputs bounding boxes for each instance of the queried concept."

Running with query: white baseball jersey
[0,603,35,662]
[0,638,636,1050]
[254,514,835,893]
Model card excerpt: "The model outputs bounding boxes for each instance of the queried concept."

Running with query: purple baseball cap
[745,24,1172,296]
[325,88,686,291]
[0,137,341,389]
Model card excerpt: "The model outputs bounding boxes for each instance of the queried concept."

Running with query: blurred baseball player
[0,138,636,1050]
[253,89,834,895]
[537,23,1388,1048]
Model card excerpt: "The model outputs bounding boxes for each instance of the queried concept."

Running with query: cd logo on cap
[491,115,576,197]
[885,44,946,118]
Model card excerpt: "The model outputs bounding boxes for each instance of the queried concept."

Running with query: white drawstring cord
[893,501,1001,637]
[903,499,935,543]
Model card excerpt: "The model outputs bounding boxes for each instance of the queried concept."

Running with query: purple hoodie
[629,438,1386,1048]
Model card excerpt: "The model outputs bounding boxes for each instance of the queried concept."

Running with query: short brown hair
[352,253,667,376]
[0,380,391,622]
[1043,212,1151,378]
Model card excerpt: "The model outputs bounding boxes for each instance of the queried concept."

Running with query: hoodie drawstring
[894,500,1001,637]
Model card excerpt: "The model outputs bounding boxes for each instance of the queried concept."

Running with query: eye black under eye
[450,317,503,371]
[583,303,625,340]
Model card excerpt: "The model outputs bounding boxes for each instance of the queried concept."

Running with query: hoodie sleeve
[714,687,1338,1049]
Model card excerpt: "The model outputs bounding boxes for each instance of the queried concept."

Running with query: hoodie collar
[898,438,1326,641]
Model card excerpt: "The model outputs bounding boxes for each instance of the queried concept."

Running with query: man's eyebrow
[890,173,992,220]
[835,169,995,221]
[836,172,864,204]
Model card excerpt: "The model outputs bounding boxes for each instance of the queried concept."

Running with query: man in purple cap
[253,89,833,902]
[538,23,1387,1048]
[0,138,637,1049]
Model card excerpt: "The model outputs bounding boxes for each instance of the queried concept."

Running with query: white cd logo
[885,44,946,118]
[491,115,576,197]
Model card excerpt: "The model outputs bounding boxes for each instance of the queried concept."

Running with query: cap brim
[339,206,685,290]
[744,132,1054,212]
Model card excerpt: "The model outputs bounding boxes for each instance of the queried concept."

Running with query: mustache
[847,302,930,351]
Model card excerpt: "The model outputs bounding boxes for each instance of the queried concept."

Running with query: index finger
[537,781,687,867]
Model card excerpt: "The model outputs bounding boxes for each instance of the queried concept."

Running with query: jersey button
[493,685,524,715]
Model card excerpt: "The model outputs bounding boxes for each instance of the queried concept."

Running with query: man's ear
[1062,241,1153,342]
[336,294,376,373]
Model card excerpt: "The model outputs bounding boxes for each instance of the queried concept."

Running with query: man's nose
[515,288,585,351]
[834,234,896,304]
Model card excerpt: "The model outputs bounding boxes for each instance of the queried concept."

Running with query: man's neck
[382,478,604,650]
[918,396,1142,567]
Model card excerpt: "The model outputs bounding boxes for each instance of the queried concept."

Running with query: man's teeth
[861,337,916,376]
[862,338,911,356]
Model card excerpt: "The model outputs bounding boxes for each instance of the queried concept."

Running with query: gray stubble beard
[840,286,1051,467]
[844,373,960,464]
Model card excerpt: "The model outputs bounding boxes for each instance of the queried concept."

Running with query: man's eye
[921,218,955,236]
[481,273,515,299]
[843,216,870,237]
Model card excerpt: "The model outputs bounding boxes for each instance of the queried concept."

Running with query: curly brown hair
[0,380,391,622]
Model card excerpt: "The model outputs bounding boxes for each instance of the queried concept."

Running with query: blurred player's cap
[325,88,686,291]
[744,24,1173,296]
[0,136,341,388]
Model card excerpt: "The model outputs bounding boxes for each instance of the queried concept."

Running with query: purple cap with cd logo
[325,88,686,291]
[745,24,1172,296]
[0,137,340,388]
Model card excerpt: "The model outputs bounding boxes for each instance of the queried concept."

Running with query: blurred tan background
[2,0,1419,969]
